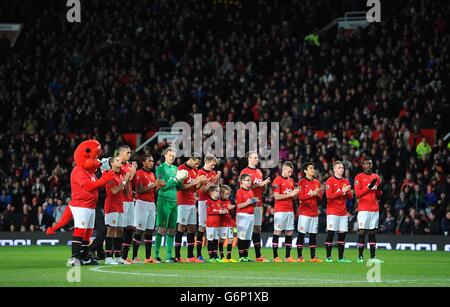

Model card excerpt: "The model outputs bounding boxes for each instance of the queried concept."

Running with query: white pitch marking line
[89,266,450,284]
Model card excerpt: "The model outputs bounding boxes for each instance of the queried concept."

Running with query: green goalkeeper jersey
[155,162,182,201]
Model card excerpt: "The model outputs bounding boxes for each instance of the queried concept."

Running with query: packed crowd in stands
[0,0,449,234]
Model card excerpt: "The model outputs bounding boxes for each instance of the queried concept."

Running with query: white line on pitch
[89,266,450,284]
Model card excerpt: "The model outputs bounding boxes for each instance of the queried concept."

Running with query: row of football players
[102,147,384,264]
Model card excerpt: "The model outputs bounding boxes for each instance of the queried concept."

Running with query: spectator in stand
[441,211,450,235]
[18,204,34,232]
[394,192,409,216]
[36,206,47,232]
[31,177,46,196]
[3,204,17,232]
[0,190,12,211]
[424,185,438,211]
[43,198,56,223]
[424,212,441,235]
[40,203,54,231]
[52,198,67,232]
[413,218,425,235]
[380,211,396,234]
[409,185,425,211]
[416,137,432,159]
[399,215,413,235]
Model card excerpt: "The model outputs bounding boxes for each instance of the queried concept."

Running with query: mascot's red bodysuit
[52,139,114,265]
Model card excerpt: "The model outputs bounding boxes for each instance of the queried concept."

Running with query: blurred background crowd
[0,0,449,234]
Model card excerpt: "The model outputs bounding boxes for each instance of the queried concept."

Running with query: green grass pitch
[1,246,449,287]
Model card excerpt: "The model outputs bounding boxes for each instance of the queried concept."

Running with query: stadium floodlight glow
[171,114,280,168]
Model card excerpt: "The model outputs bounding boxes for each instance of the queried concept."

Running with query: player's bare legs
[175,224,198,262]
[115,227,124,263]
[272,230,282,262]
[143,229,154,263]
[273,229,294,262]
[105,226,123,265]
[175,224,187,261]
[308,233,322,262]
[325,230,335,262]
[367,229,382,263]
[284,230,294,261]
[121,226,135,261]
[186,225,198,261]
[357,229,366,262]
[196,226,206,260]
[166,227,176,262]
[337,232,351,262]
[326,230,350,262]
[253,225,266,261]
[154,226,166,262]
[296,231,305,262]
[131,229,144,263]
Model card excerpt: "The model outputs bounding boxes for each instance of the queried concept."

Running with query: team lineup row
[63,143,384,265]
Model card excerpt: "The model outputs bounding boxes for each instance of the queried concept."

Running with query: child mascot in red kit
[58,139,114,266]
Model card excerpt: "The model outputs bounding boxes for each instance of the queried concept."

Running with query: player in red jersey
[297,162,323,263]
[355,157,383,263]
[218,185,237,262]
[67,140,116,266]
[117,145,137,263]
[271,161,301,263]
[324,161,353,263]
[240,151,271,262]
[104,156,132,265]
[131,155,165,264]
[205,185,228,262]
[196,154,221,262]
[235,173,259,262]
[174,153,207,263]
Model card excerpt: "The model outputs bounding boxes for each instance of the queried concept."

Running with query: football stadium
[0,0,449,290]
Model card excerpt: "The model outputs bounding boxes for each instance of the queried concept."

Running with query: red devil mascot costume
[62,139,114,266]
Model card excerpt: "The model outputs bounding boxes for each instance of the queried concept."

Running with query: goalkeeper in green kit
[154,147,189,263]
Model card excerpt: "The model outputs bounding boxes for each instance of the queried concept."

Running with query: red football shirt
[197,168,217,201]
[104,170,125,214]
[120,162,133,202]
[177,163,198,205]
[354,172,381,212]
[135,169,156,202]
[272,175,296,213]
[69,166,99,209]
[298,178,322,217]
[235,188,254,215]
[239,167,263,207]
[220,199,235,227]
[206,197,223,227]
[325,176,352,216]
